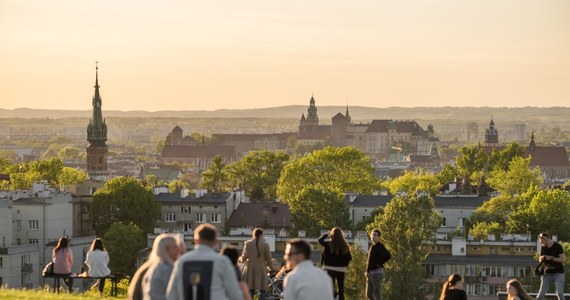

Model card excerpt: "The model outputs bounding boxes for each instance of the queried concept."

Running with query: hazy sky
[1,0,569,111]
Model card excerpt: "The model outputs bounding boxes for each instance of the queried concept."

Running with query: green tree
[0,151,18,164]
[508,188,570,240]
[225,150,290,200]
[57,167,88,189]
[345,244,368,300]
[9,172,40,190]
[456,145,487,193]
[367,194,442,300]
[104,222,146,275]
[288,186,349,236]
[92,177,160,235]
[386,169,440,196]
[488,142,525,172]
[28,157,64,186]
[437,163,459,185]
[200,155,229,193]
[469,221,501,240]
[168,179,189,193]
[277,146,378,204]
[57,147,85,161]
[487,156,542,196]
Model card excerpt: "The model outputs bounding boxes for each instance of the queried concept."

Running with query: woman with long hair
[439,273,467,300]
[318,227,352,300]
[52,236,74,292]
[506,279,533,300]
[85,238,111,296]
[241,228,273,300]
[142,234,180,300]
[221,246,252,300]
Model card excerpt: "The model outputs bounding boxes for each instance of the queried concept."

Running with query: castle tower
[86,63,109,181]
[484,117,499,146]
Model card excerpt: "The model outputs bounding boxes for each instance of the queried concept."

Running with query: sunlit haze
[1,0,569,111]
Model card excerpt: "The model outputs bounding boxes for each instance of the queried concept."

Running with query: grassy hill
[0,289,117,300]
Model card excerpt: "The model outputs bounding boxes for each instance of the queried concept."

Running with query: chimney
[180,188,189,198]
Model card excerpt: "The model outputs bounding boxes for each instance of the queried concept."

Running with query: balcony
[21,264,33,273]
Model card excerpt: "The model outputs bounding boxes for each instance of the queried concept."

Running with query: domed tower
[484,117,499,146]
[86,63,109,181]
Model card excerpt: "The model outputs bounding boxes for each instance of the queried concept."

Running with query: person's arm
[318,233,328,247]
[378,244,391,266]
[240,241,249,262]
[165,262,182,300]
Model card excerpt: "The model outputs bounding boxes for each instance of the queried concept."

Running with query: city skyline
[1,0,569,111]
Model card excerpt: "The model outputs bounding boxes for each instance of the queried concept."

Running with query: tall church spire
[86,62,109,181]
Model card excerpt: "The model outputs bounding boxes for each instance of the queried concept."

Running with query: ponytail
[440,274,462,300]
[253,228,263,258]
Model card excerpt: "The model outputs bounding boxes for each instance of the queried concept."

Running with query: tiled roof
[228,202,292,228]
[161,145,236,159]
[526,147,569,167]
[365,120,428,137]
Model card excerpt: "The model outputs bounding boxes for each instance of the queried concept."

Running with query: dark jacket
[318,234,352,268]
[366,242,391,272]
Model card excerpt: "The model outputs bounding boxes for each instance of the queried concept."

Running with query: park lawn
[0,289,120,300]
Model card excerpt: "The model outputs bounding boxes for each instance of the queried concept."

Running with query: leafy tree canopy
[104,222,146,275]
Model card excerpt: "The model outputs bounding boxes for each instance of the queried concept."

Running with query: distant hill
[1,106,570,123]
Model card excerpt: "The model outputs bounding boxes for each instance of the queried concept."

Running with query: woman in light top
[85,238,111,296]
[142,234,180,300]
[52,236,74,292]
[506,279,533,300]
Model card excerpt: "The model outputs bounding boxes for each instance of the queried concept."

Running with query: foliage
[455,145,487,193]
[104,222,146,275]
[9,171,41,190]
[57,147,86,161]
[225,150,289,200]
[178,172,201,189]
[28,158,64,186]
[57,167,88,189]
[168,179,189,193]
[486,156,542,196]
[0,151,18,163]
[507,188,570,240]
[0,289,117,299]
[367,194,442,300]
[488,142,525,172]
[345,244,368,300]
[288,186,349,237]
[200,155,229,193]
[92,177,160,235]
[470,193,528,229]
[83,278,130,297]
[277,146,378,203]
[141,174,158,187]
[469,221,501,240]
[436,163,459,185]
[386,169,440,196]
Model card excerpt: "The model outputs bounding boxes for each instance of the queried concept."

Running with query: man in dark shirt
[536,233,565,300]
[366,229,391,300]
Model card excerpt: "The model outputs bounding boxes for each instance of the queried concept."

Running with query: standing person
[439,274,467,300]
[536,232,566,300]
[165,223,242,300]
[282,238,333,300]
[85,238,111,296]
[366,229,391,300]
[318,227,352,300]
[52,236,74,292]
[221,246,252,300]
[142,234,180,300]
[241,228,273,300]
[506,279,532,300]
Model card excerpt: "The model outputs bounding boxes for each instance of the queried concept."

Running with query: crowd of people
[48,227,565,299]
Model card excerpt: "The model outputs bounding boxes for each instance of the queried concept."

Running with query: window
[16,220,21,231]
[441,218,447,227]
[180,206,191,214]
[457,217,464,228]
[0,257,3,267]
[181,223,192,232]
[165,213,176,222]
[28,220,39,231]
[211,213,221,223]
[489,247,496,255]
[29,239,39,244]
[196,213,205,223]
[16,239,21,245]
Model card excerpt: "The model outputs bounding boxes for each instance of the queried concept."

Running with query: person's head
[539,232,552,246]
[507,279,530,300]
[253,228,264,239]
[330,227,350,255]
[90,238,105,252]
[174,233,186,256]
[220,246,239,266]
[370,229,381,244]
[440,274,464,300]
[53,236,69,254]
[194,223,218,248]
[285,238,311,269]
[150,234,179,264]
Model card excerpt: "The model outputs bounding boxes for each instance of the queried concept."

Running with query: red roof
[526,147,569,167]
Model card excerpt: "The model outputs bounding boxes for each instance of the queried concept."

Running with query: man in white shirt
[282,238,334,300]
[165,223,242,300]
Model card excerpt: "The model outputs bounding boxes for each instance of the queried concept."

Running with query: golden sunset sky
[0,0,569,111]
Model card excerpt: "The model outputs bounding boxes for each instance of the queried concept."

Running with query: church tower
[484,117,499,146]
[86,64,109,181]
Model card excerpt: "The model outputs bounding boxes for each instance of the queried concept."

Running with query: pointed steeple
[529,131,536,151]
[345,103,351,125]
[87,62,107,145]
